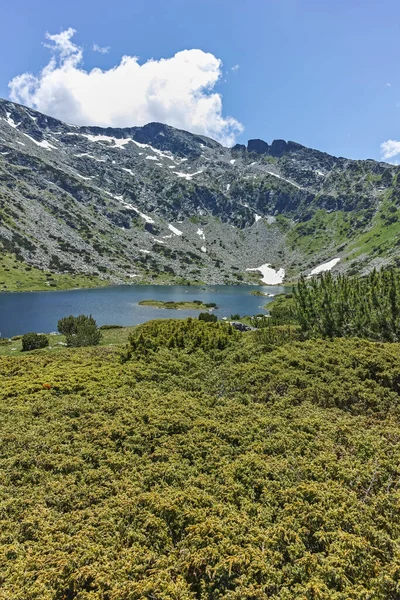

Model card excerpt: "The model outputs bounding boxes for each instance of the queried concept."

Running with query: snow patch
[75,152,105,162]
[201,246,207,253]
[81,133,132,148]
[246,263,285,285]
[168,224,183,236]
[173,170,203,180]
[226,183,230,191]
[74,173,93,180]
[146,155,159,161]
[116,197,155,224]
[22,134,57,150]
[230,159,236,164]
[266,170,302,189]
[196,228,205,240]
[139,249,150,254]
[255,214,262,222]
[309,258,340,276]
[4,112,20,129]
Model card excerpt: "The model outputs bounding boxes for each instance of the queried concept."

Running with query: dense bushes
[1,330,400,598]
[123,318,237,360]
[198,311,217,322]
[57,314,102,347]
[294,268,400,341]
[21,332,48,351]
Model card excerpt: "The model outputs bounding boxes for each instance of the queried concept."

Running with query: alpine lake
[0,284,289,338]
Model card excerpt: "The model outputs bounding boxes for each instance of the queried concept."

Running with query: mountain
[0,98,399,290]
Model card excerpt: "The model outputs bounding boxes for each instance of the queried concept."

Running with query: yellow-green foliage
[1,326,400,598]
[126,318,238,358]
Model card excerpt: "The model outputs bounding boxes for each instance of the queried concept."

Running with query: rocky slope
[0,98,399,289]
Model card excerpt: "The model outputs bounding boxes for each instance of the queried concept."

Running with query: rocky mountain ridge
[0,97,399,289]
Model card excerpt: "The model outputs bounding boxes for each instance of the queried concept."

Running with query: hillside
[1,98,400,290]
[1,320,400,599]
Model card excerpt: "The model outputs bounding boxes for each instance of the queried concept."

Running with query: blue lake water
[0,284,289,338]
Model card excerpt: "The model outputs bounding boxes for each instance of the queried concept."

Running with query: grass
[286,209,352,256]
[347,205,400,260]
[138,299,217,310]
[0,326,137,357]
[0,253,109,292]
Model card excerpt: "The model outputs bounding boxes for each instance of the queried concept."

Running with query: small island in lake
[250,290,275,297]
[138,299,218,310]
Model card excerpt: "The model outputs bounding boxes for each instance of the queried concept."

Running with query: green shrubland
[1,317,400,598]
[293,269,400,340]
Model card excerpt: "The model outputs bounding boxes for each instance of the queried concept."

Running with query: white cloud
[9,28,243,146]
[385,82,392,87]
[93,43,110,54]
[381,139,400,159]
[231,64,240,71]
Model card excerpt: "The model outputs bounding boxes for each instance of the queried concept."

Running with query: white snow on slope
[22,134,57,150]
[309,258,340,276]
[226,183,230,191]
[230,159,236,164]
[139,249,150,254]
[106,193,154,224]
[146,155,159,161]
[266,170,302,189]
[201,246,207,253]
[4,112,20,128]
[168,224,183,236]
[74,173,93,180]
[122,168,135,176]
[246,263,285,285]
[81,133,132,148]
[173,170,203,180]
[121,201,155,224]
[196,228,205,240]
[255,214,262,222]
[75,152,105,162]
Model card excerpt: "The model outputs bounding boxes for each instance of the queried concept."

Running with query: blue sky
[1,0,400,160]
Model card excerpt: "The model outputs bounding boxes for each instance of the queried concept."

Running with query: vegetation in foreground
[1,317,400,599]
[138,299,217,310]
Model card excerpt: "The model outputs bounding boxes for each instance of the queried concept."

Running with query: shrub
[126,318,237,358]
[198,312,217,323]
[22,333,49,351]
[58,315,102,347]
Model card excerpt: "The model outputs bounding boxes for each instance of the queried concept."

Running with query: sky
[1,0,400,161]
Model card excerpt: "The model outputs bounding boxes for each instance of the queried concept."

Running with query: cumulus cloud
[93,43,110,54]
[9,28,243,145]
[381,139,400,159]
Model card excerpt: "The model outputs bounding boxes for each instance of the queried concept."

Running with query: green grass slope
[1,322,400,599]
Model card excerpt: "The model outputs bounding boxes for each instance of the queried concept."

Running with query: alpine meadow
[1,3,400,599]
